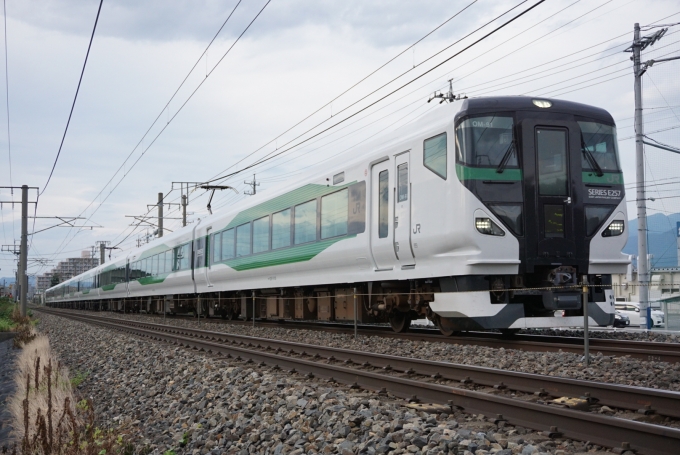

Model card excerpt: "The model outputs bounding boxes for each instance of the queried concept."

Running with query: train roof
[456,96,615,124]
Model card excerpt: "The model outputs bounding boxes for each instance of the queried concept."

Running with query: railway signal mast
[625,23,680,330]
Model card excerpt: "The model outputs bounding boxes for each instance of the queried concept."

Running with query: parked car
[613,311,630,328]
[614,302,664,327]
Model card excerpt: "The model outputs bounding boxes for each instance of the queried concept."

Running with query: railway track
[37,308,680,455]
[63,308,680,363]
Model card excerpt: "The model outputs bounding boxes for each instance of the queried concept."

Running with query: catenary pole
[182,195,187,227]
[158,192,163,238]
[633,23,651,330]
[19,185,28,317]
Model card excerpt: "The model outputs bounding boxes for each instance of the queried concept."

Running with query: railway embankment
[36,311,645,455]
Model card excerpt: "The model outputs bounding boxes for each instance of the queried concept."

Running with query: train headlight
[602,220,624,237]
[475,218,505,236]
[532,99,552,108]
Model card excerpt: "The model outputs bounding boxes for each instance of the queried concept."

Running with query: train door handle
[564,197,572,204]
[394,216,399,228]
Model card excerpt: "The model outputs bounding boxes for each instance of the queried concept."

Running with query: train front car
[432,96,629,333]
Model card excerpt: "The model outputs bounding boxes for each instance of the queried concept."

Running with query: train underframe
[48,267,614,335]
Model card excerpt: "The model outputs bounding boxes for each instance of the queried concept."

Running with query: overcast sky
[0,0,678,278]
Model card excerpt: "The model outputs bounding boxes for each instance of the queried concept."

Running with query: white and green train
[46,96,629,335]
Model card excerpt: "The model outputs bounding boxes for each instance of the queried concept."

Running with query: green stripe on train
[219,235,355,271]
[582,171,624,184]
[455,164,522,181]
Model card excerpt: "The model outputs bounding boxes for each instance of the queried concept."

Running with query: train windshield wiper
[581,135,604,177]
[496,141,515,174]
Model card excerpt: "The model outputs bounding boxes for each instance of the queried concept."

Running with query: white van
[614,302,664,327]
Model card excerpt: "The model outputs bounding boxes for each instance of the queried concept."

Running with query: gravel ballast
[61,311,680,392]
[37,312,636,455]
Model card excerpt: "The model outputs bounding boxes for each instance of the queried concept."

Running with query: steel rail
[40,309,680,455]
[57,308,680,363]
[38,309,680,419]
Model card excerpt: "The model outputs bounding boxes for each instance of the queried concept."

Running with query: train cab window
[578,121,620,172]
[424,133,447,179]
[321,189,348,239]
[236,223,251,257]
[272,209,291,249]
[253,216,270,254]
[455,116,516,168]
[397,164,408,202]
[221,229,235,260]
[537,128,568,196]
[378,170,389,238]
[294,200,317,245]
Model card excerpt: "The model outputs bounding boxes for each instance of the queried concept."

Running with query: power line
[48,0,268,261]
[203,0,547,186]
[41,0,103,196]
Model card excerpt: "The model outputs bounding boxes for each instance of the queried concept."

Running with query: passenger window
[151,255,158,276]
[424,133,447,179]
[272,209,291,249]
[165,251,172,273]
[211,233,220,264]
[321,189,348,239]
[178,244,191,270]
[294,200,317,245]
[221,229,235,260]
[253,216,270,254]
[236,223,251,257]
[397,163,408,202]
[378,170,389,238]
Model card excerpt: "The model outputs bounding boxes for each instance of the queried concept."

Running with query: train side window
[272,209,291,249]
[175,244,190,270]
[165,251,172,273]
[378,170,389,238]
[321,189,348,239]
[221,229,235,260]
[397,163,408,202]
[151,255,158,276]
[236,223,251,257]
[424,133,447,179]
[294,200,317,245]
[211,233,220,264]
[253,215,270,254]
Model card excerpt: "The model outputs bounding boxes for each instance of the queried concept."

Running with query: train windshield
[578,121,620,172]
[455,115,516,168]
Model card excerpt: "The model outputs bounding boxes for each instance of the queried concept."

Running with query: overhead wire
[40,0,103,196]
[203,0,548,187]
[48,0,268,260]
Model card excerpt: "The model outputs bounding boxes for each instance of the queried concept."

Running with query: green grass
[70,370,90,388]
[0,297,17,332]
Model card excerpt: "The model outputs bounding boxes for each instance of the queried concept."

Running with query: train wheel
[389,311,411,333]
[436,317,460,337]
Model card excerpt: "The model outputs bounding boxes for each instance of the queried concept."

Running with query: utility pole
[158,192,164,238]
[244,174,259,196]
[182,195,187,227]
[632,23,650,330]
[625,23,678,330]
[20,185,28,317]
[96,241,110,264]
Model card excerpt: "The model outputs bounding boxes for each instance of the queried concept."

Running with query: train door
[394,152,415,267]
[370,160,398,270]
[521,117,582,271]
